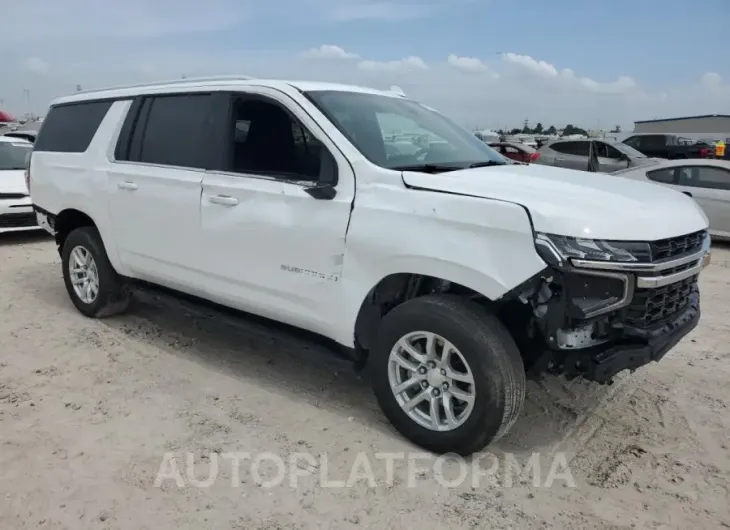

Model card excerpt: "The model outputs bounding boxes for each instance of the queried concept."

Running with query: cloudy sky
[2,0,729,130]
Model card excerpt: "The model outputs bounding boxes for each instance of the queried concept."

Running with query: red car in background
[489,142,540,164]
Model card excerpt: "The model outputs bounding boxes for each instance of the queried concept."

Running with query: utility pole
[23,89,32,120]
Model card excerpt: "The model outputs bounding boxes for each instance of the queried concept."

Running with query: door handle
[682,191,692,197]
[209,195,239,206]
[117,181,138,191]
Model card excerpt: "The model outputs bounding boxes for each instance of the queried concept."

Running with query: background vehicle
[29,77,711,456]
[612,159,730,240]
[536,138,658,172]
[0,136,38,233]
[489,141,540,163]
[3,130,37,143]
[623,134,711,159]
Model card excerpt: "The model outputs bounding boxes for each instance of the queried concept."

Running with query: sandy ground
[0,231,728,530]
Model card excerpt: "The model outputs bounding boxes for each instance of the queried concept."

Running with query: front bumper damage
[525,231,711,384]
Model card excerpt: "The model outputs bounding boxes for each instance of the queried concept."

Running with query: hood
[401,164,709,241]
[0,170,29,195]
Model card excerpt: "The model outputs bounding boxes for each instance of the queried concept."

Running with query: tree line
[496,123,623,137]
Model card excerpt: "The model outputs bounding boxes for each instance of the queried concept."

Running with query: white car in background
[0,136,38,233]
[612,158,730,240]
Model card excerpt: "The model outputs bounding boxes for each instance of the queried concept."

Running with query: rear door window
[552,141,589,156]
[122,94,216,169]
[34,101,113,153]
[646,167,677,184]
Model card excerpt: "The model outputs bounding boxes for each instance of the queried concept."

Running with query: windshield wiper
[391,164,464,174]
[468,160,507,168]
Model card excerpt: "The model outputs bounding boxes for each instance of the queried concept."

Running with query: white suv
[29,76,711,455]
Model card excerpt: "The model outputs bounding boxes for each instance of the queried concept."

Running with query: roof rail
[75,75,256,95]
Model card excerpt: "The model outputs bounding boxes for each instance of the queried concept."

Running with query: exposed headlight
[535,232,651,267]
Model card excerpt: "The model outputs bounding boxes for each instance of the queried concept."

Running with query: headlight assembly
[535,232,651,267]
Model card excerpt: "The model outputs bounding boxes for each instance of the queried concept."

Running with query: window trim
[114,97,143,161]
[213,91,340,186]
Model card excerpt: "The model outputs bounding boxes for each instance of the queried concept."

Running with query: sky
[2,0,729,131]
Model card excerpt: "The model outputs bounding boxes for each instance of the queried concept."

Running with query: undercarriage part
[555,323,609,349]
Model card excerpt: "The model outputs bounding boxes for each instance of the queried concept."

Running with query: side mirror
[306,151,338,200]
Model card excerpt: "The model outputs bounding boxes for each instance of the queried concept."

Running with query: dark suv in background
[623,134,712,159]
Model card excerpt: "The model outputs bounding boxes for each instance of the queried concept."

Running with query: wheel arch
[52,208,125,276]
[348,259,520,353]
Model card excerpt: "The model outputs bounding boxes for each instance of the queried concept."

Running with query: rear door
[674,165,730,238]
[109,92,221,291]
[551,141,590,170]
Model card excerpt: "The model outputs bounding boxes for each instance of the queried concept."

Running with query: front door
[198,89,354,338]
[595,141,629,173]
[558,141,591,170]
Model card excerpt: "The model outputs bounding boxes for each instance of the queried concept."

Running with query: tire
[61,226,130,318]
[370,294,526,455]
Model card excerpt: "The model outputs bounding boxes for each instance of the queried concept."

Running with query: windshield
[0,141,32,170]
[613,142,646,159]
[305,90,506,171]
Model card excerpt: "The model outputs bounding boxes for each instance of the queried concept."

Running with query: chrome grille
[650,230,705,262]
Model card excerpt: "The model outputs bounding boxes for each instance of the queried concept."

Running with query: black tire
[61,226,130,318]
[370,294,526,455]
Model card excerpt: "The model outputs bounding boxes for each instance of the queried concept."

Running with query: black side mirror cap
[304,183,337,200]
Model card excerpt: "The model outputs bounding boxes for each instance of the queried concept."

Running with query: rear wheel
[61,227,130,318]
[370,294,526,455]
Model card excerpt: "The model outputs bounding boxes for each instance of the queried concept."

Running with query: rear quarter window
[34,100,113,153]
[646,167,676,184]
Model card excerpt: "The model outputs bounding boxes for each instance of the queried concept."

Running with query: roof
[634,114,730,124]
[51,76,403,106]
[547,137,620,144]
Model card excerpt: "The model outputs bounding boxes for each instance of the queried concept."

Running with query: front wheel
[370,295,526,455]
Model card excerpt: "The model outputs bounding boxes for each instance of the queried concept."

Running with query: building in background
[634,114,730,134]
